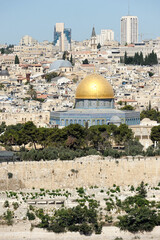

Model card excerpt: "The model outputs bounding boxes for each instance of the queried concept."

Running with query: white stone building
[97,29,114,46]
[20,35,38,46]
[121,16,138,45]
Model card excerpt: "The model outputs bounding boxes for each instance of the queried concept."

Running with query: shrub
[77,187,85,195]
[79,222,92,235]
[68,224,79,232]
[94,222,103,234]
[130,185,134,191]
[27,211,35,220]
[59,149,76,160]
[124,140,143,156]
[47,222,65,233]
[117,206,158,233]
[37,204,102,235]
[145,146,155,156]
[4,200,9,208]
[4,209,14,225]
[29,205,34,211]
[105,215,113,223]
[12,202,19,210]
[86,148,99,156]
[103,149,122,158]
[137,181,147,198]
[8,172,13,179]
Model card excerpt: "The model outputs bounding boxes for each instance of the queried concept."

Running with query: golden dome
[75,73,114,99]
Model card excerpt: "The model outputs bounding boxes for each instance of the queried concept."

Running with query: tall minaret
[91,27,97,50]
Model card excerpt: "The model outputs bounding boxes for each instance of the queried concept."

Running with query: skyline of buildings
[1,0,160,45]
[13,15,139,48]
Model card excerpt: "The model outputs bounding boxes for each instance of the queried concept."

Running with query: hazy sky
[0,0,160,45]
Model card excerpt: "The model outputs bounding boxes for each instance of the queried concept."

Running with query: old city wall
[0,155,160,190]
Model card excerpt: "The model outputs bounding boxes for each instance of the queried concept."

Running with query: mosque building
[50,73,140,127]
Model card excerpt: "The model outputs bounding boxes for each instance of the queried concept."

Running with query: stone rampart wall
[0,155,160,190]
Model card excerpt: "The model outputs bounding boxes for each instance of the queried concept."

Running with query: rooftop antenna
[128,0,130,16]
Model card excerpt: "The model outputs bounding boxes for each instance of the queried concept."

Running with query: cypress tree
[124,51,127,64]
[139,52,144,65]
[15,55,20,64]
[70,54,73,65]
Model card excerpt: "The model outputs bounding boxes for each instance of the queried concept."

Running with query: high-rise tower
[54,23,71,52]
[120,16,138,45]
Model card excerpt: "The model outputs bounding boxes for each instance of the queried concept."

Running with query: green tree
[140,109,160,123]
[82,59,89,64]
[148,71,154,77]
[0,83,4,90]
[45,72,59,82]
[0,48,5,54]
[117,101,123,106]
[87,125,114,151]
[97,43,101,49]
[70,54,73,65]
[4,210,14,225]
[4,200,9,208]
[27,211,36,220]
[37,128,55,148]
[62,51,69,60]
[120,105,134,111]
[115,124,133,145]
[0,122,6,134]
[150,125,160,144]
[12,202,19,210]
[124,139,143,156]
[137,181,147,198]
[124,51,127,64]
[37,204,102,235]
[15,55,20,64]
[0,129,19,146]
[117,206,157,233]
[63,124,86,149]
[124,51,158,66]
[20,121,39,149]
[27,85,37,99]
[139,52,144,65]
[148,100,151,110]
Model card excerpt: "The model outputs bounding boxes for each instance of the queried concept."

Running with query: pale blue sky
[0,0,160,44]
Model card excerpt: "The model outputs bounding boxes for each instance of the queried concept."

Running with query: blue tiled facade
[75,99,114,109]
[50,98,140,127]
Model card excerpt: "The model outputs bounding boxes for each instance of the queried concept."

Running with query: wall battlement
[0,155,159,190]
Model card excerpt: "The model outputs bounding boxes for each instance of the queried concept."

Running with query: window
[66,119,68,126]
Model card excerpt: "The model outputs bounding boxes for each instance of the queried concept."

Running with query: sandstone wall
[0,155,160,190]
